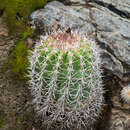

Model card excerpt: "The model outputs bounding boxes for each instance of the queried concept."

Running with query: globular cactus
[121,84,130,104]
[28,29,104,130]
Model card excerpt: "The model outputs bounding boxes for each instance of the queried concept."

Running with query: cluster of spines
[28,30,104,130]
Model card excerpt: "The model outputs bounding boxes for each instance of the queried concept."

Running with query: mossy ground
[0,116,6,128]
[7,26,34,80]
[7,40,29,80]
[0,0,53,80]
[0,0,53,35]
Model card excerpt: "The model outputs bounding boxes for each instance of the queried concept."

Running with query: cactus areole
[28,29,104,130]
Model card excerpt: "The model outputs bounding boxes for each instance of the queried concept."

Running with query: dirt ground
[0,17,36,130]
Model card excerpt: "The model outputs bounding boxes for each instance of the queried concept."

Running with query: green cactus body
[28,30,104,130]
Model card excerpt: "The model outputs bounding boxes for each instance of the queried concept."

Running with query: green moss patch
[0,0,53,35]
[0,117,6,128]
[8,40,29,79]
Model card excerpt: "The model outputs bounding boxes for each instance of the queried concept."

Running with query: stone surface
[93,0,130,17]
[108,82,130,130]
[31,1,90,30]
[70,0,86,4]
[90,5,130,65]
[100,50,124,78]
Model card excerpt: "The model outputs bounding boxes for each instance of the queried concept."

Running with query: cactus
[28,29,104,130]
[121,84,130,104]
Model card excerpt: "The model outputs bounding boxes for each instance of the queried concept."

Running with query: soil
[0,17,35,130]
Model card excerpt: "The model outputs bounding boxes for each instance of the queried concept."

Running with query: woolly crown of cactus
[28,29,104,130]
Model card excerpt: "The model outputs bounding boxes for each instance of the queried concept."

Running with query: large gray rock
[92,0,130,17]
[31,1,91,30]
[70,0,86,4]
[90,8,130,64]
[30,1,130,80]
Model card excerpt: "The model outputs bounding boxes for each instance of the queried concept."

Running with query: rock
[109,93,130,130]
[30,1,91,31]
[58,0,71,5]
[70,0,86,4]
[92,0,130,18]
[90,7,130,66]
[26,37,33,48]
[59,0,87,5]
[100,50,124,78]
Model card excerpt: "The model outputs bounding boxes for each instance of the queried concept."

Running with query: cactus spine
[28,29,104,130]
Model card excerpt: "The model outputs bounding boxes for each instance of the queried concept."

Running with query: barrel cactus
[121,84,130,104]
[28,29,104,130]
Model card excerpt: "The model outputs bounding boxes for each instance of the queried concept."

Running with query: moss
[6,25,35,80]
[0,0,53,35]
[2,25,35,81]
[8,40,29,80]
[0,117,6,128]
[23,26,34,39]
[0,0,53,79]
